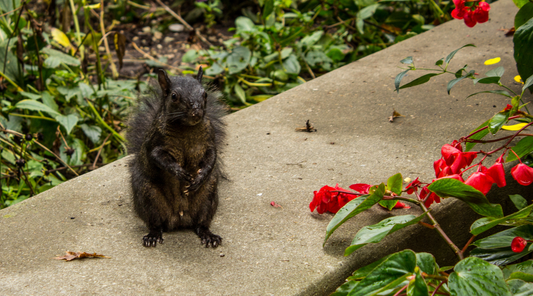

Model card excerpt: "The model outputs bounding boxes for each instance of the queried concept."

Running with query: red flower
[473,2,490,23]
[511,163,533,186]
[511,236,527,253]
[310,184,358,214]
[405,177,421,194]
[451,0,490,28]
[451,0,467,19]
[419,186,441,208]
[465,166,494,195]
[439,143,477,176]
[486,155,506,188]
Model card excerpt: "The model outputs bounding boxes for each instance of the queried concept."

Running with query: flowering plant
[313,2,533,292]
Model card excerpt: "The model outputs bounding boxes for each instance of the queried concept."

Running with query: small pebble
[142,26,151,33]
[163,37,175,43]
[169,24,185,32]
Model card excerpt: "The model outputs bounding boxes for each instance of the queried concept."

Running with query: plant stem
[421,202,463,260]
[69,0,84,60]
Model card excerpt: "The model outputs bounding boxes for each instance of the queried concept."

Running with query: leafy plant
[181,0,452,107]
[313,38,533,295]
[0,1,145,208]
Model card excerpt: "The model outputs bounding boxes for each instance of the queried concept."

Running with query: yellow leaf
[484,57,501,65]
[502,123,528,131]
[515,75,524,84]
[84,3,101,9]
[51,28,72,49]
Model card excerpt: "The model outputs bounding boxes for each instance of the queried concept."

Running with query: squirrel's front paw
[142,230,164,247]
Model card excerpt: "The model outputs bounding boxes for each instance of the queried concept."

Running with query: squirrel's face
[167,87,207,126]
[158,69,207,126]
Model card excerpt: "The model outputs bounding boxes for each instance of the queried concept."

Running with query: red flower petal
[464,10,477,27]
[465,169,494,195]
[512,163,533,186]
[487,162,506,188]
[393,202,411,209]
[473,7,489,23]
[511,236,527,253]
[405,177,421,194]
[349,183,371,194]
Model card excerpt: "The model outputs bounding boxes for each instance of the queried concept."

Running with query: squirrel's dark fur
[127,68,226,248]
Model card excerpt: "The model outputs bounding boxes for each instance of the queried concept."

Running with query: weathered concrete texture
[1,1,529,295]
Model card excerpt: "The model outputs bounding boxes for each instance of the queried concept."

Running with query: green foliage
[182,0,452,107]
[514,17,533,93]
[0,1,145,208]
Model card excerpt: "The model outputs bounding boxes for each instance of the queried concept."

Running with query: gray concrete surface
[1,1,529,295]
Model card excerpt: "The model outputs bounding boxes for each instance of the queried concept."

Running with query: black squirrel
[126,68,226,248]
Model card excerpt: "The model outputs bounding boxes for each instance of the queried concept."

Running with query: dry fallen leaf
[54,251,110,261]
[295,120,317,132]
[389,110,404,122]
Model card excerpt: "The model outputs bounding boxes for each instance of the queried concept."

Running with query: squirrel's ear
[197,66,203,83]
[158,69,171,95]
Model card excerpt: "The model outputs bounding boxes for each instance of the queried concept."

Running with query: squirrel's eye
[171,93,177,101]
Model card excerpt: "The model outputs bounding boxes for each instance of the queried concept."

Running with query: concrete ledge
[1,1,528,295]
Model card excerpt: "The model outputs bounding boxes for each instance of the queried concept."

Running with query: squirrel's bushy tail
[126,90,161,155]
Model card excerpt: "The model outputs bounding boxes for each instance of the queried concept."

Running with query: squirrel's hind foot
[196,226,222,248]
[143,229,164,247]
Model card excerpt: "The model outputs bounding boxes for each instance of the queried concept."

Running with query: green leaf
[400,56,413,64]
[488,111,510,135]
[357,3,380,20]
[394,69,410,93]
[407,267,429,296]
[447,71,474,94]
[399,73,439,91]
[466,90,513,99]
[514,0,531,8]
[387,173,403,195]
[470,203,533,235]
[235,17,256,33]
[19,91,41,100]
[15,100,60,117]
[486,66,505,78]
[415,253,438,276]
[324,184,385,244]
[282,54,300,75]
[514,18,533,93]
[348,254,394,281]
[41,91,59,112]
[444,44,475,66]
[227,46,251,74]
[300,30,324,47]
[469,246,532,266]
[280,47,293,59]
[515,2,533,29]
[508,279,533,296]
[523,74,533,94]
[347,250,416,296]
[79,124,102,144]
[42,47,80,68]
[181,50,198,63]
[234,83,246,104]
[510,194,529,210]
[435,59,443,66]
[503,261,533,280]
[344,214,426,256]
[506,136,533,162]
[331,281,359,296]
[448,257,511,296]
[428,178,503,218]
[0,45,22,83]
[55,114,78,135]
[262,0,273,20]
[473,76,501,85]
[465,120,489,151]
[205,62,224,76]
[472,225,533,249]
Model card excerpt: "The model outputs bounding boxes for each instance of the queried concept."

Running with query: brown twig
[92,133,111,170]
[154,0,213,47]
